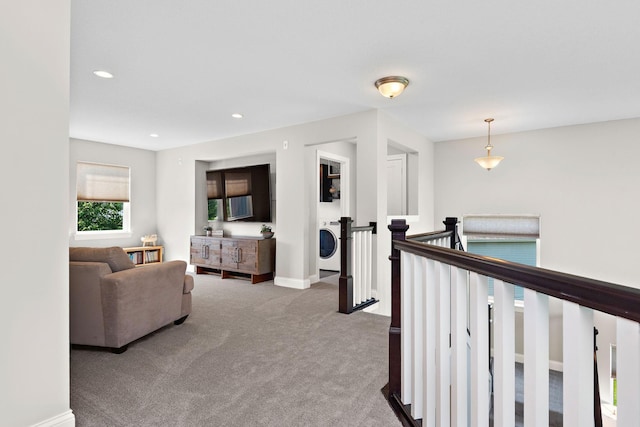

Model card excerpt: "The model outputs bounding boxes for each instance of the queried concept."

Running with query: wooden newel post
[443,216,458,250]
[339,217,354,314]
[388,219,409,399]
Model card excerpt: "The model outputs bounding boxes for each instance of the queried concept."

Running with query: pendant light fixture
[374,76,409,98]
[474,118,504,171]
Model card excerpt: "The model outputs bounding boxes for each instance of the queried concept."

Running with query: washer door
[319,229,337,259]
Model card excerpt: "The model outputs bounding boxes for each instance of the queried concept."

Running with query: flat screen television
[207,164,272,222]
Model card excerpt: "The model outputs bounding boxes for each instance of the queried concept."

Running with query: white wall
[157,111,380,289]
[307,140,357,278]
[374,112,435,316]
[154,109,434,307]
[436,118,640,286]
[434,117,640,403]
[69,139,158,248]
[1,1,75,426]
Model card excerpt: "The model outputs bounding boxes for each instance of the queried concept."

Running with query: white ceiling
[70,0,640,151]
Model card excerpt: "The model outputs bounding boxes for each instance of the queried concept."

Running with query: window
[462,214,540,302]
[467,240,537,301]
[76,162,130,234]
[207,171,223,221]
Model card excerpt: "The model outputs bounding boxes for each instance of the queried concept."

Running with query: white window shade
[463,214,540,239]
[224,172,251,197]
[77,162,130,202]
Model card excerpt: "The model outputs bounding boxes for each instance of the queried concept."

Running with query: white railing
[386,218,640,427]
[338,217,376,314]
[351,226,373,307]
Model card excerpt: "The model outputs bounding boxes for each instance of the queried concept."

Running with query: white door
[387,154,407,215]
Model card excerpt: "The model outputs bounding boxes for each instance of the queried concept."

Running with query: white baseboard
[31,410,75,427]
[274,276,310,289]
[514,353,563,372]
[308,274,319,284]
[362,301,380,313]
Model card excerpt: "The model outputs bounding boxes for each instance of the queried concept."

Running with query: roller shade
[224,172,251,197]
[463,214,540,239]
[77,162,130,202]
[206,171,222,199]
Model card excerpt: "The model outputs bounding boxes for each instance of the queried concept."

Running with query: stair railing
[338,217,377,314]
[386,218,640,427]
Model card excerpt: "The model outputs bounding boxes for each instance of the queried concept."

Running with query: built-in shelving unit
[123,246,163,266]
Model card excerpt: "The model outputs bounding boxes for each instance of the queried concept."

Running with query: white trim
[73,230,132,240]
[308,273,319,284]
[30,410,75,427]
[514,352,563,372]
[274,275,310,289]
[316,149,351,280]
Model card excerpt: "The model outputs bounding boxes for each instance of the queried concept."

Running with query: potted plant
[260,224,274,239]
[203,225,213,237]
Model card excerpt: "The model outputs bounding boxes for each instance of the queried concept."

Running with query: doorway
[316,150,349,276]
[387,153,407,215]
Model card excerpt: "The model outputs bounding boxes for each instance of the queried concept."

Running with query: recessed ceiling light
[149,133,159,138]
[93,70,114,79]
[231,113,243,119]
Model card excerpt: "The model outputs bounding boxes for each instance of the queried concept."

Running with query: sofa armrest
[100,260,187,348]
[183,274,194,294]
[69,261,113,346]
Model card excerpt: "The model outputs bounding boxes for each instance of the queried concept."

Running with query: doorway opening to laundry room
[317,150,350,281]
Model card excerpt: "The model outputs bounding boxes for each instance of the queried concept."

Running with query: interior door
[387,154,407,215]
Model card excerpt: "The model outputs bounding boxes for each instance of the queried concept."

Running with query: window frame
[74,161,132,239]
[461,214,541,310]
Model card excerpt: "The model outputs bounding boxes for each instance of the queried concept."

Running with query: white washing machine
[319,218,341,271]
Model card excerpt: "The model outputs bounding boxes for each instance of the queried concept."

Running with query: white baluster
[469,272,489,427]
[422,259,436,426]
[493,279,515,427]
[412,255,426,420]
[562,301,594,427]
[436,261,451,426]
[450,266,468,427]
[401,251,413,405]
[523,289,549,427]
[616,317,640,427]
[353,231,361,305]
[364,230,372,301]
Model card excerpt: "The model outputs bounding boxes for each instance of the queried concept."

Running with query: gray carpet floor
[70,273,400,426]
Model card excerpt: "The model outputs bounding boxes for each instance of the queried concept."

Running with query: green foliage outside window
[77,201,124,231]
[208,199,220,221]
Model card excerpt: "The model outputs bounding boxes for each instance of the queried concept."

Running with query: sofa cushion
[69,247,135,272]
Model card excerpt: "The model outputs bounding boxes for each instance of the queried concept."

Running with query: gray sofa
[69,247,193,353]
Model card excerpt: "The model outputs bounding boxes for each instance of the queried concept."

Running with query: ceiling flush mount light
[374,76,409,98]
[474,118,504,171]
[93,70,114,79]
[231,113,243,119]
[149,133,159,138]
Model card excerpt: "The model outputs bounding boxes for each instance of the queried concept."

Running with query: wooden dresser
[190,236,275,284]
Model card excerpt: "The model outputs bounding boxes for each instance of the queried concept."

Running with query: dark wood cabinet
[190,236,275,284]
